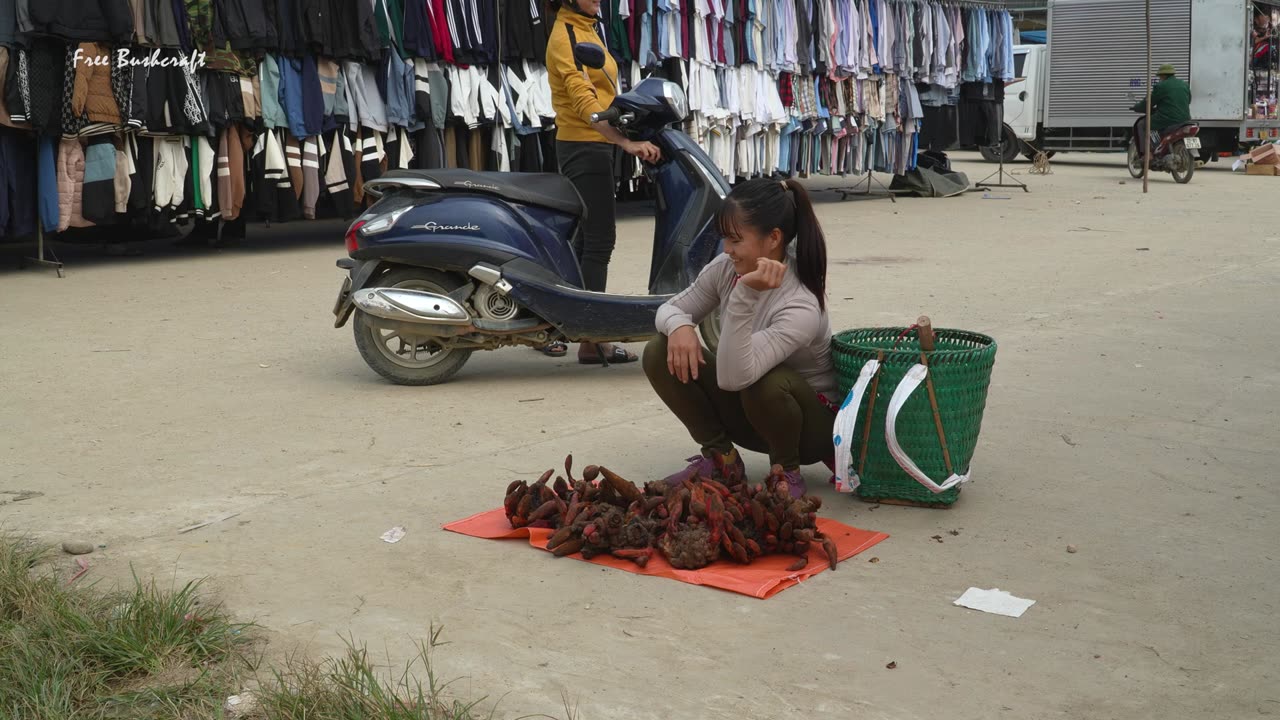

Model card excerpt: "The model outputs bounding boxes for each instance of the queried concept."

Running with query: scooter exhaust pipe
[351,287,472,325]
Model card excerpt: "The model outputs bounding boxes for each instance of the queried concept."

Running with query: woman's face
[721,211,783,276]
[575,0,602,16]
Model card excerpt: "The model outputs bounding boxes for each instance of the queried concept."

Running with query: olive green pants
[642,335,835,471]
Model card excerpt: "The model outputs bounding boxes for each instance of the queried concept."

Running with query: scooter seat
[377,169,584,216]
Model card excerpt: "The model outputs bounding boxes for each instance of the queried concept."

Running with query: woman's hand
[739,258,787,292]
[666,325,705,383]
[624,140,662,164]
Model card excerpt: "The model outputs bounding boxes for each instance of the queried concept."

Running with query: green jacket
[1132,76,1192,130]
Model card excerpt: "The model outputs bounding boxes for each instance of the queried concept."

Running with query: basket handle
[885,364,972,494]
[831,359,881,494]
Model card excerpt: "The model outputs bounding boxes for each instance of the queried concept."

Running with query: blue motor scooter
[332,43,731,385]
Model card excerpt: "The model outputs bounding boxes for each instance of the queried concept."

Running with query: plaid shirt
[778,72,794,109]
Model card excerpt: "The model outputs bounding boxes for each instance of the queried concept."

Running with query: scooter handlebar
[591,107,622,124]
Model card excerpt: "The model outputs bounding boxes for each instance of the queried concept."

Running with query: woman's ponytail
[716,177,829,310]
[780,178,828,310]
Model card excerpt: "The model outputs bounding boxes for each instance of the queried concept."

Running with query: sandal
[537,341,568,357]
[578,343,638,365]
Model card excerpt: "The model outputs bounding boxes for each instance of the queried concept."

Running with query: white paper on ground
[380,526,406,544]
[953,587,1036,618]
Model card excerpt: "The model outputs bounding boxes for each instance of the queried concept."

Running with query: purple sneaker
[766,465,808,499]
[664,449,746,487]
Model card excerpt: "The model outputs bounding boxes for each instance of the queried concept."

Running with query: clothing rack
[20,223,64,278]
[971,150,1029,193]
[831,170,898,203]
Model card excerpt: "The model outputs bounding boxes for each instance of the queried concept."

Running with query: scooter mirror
[573,42,607,70]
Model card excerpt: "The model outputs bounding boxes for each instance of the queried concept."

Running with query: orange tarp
[443,508,889,599]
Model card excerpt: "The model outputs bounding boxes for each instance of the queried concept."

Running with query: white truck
[986,0,1280,162]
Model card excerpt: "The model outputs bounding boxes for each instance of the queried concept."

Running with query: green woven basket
[831,328,997,506]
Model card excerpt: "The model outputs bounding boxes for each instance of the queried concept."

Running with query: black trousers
[556,140,617,292]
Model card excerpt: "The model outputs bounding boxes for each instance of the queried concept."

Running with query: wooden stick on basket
[916,316,954,476]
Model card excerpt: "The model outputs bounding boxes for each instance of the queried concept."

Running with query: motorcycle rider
[1130,64,1192,158]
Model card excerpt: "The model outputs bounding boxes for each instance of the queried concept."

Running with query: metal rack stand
[831,169,897,203]
[972,150,1029,193]
[21,223,64,277]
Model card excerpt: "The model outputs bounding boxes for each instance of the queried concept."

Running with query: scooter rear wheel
[352,267,474,386]
[1126,140,1145,179]
[1170,142,1195,184]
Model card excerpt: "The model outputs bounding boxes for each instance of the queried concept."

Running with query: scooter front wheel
[352,267,474,386]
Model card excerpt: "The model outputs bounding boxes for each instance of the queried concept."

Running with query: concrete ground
[1,153,1276,719]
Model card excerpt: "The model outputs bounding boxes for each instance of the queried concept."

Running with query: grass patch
[0,536,566,719]
[0,535,253,719]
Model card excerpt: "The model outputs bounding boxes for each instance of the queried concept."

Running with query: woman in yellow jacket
[544,0,661,364]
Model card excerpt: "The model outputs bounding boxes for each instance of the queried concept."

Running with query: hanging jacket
[153,136,187,213]
[277,55,309,138]
[259,54,287,129]
[401,0,435,60]
[23,0,134,44]
[55,138,93,230]
[275,0,307,57]
[71,43,123,128]
[300,134,319,218]
[114,134,136,213]
[316,0,380,62]
[253,128,298,221]
[300,55,324,136]
[0,128,37,238]
[142,0,182,47]
[428,0,454,63]
[383,51,414,128]
[212,0,277,54]
[143,51,208,134]
[316,58,348,125]
[239,75,261,121]
[344,61,387,132]
[0,0,16,46]
[504,0,548,63]
[81,136,117,224]
[322,128,353,218]
[20,38,69,136]
[0,48,30,130]
[36,136,59,233]
[108,51,140,129]
[216,123,250,220]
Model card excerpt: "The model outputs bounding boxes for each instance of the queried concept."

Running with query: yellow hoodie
[546,9,618,143]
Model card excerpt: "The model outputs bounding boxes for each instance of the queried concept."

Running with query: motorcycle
[331,43,730,385]
[1127,115,1201,184]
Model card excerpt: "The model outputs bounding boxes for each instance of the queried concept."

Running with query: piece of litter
[931,535,944,543]
[178,512,242,534]
[1067,544,1078,554]
[67,557,90,586]
[1134,363,1144,368]
[1136,247,1150,251]
[981,193,1011,200]
[948,529,960,536]
[380,526,407,544]
[518,397,545,403]
[868,557,880,563]
[1061,434,1078,447]
[259,364,270,368]
[885,661,897,669]
[953,587,1036,618]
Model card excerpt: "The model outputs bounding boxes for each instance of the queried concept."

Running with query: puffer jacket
[56,138,94,230]
[21,0,135,44]
[71,43,123,126]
